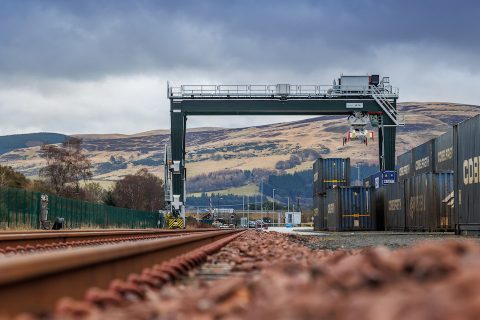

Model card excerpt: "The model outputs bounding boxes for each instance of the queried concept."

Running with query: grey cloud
[1,0,479,80]
[0,0,479,135]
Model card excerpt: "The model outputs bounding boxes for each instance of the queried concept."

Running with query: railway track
[0,229,243,316]
[41,231,480,320]
[0,228,216,250]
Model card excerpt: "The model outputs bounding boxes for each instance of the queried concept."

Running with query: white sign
[346,102,364,109]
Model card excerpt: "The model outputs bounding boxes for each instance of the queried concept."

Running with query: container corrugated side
[313,160,319,196]
[397,151,413,181]
[326,187,376,231]
[412,140,434,175]
[373,187,385,230]
[313,158,350,195]
[434,129,454,173]
[405,172,454,231]
[313,195,327,230]
[455,115,480,233]
[384,181,405,231]
[313,214,320,231]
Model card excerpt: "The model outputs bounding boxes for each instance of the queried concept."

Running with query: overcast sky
[0,0,479,135]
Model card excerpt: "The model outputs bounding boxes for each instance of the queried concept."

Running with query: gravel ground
[49,231,480,320]
[289,231,474,250]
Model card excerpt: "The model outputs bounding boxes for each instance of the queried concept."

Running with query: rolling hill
[0,132,67,155]
[0,102,478,198]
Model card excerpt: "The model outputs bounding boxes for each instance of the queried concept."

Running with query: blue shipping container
[326,187,376,231]
[412,140,435,175]
[397,151,413,181]
[313,158,350,195]
[405,172,454,231]
[434,129,454,172]
[384,181,406,231]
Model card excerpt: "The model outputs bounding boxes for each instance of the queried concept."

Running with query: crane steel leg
[170,109,187,225]
[381,115,396,171]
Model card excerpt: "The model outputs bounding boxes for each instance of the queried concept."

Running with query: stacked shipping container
[397,151,413,181]
[384,182,405,231]
[409,129,454,231]
[412,140,435,176]
[434,129,454,172]
[455,114,480,234]
[326,187,376,231]
[362,171,390,231]
[313,158,350,195]
[404,173,454,231]
[359,128,454,231]
[313,158,350,231]
[310,112,480,234]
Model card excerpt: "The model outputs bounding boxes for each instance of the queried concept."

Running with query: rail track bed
[3,230,480,319]
[0,229,242,316]
[0,228,216,250]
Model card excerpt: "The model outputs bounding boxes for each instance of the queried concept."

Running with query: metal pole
[247,196,250,227]
[261,179,264,220]
[242,196,245,227]
[272,189,276,226]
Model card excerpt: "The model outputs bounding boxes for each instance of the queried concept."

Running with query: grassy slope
[0,102,478,190]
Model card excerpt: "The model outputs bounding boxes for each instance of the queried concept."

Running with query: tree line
[0,138,165,212]
[187,168,274,193]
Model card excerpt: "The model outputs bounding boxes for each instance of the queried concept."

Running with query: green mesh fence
[0,186,159,230]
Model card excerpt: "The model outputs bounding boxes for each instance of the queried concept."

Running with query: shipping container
[313,196,320,230]
[412,140,434,175]
[313,195,327,230]
[384,182,406,231]
[373,187,385,230]
[405,172,454,231]
[326,187,376,231]
[455,115,480,234]
[313,214,321,231]
[434,129,454,172]
[313,158,350,195]
[362,173,386,230]
[397,151,413,181]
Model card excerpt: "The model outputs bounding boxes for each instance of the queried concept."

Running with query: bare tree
[83,182,106,203]
[0,165,29,188]
[39,137,92,196]
[112,169,165,212]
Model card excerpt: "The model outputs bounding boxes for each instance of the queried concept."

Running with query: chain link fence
[0,186,160,230]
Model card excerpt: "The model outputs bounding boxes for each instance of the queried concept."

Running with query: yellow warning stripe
[167,218,184,229]
[341,214,371,218]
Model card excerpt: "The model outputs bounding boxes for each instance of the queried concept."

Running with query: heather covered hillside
[0,102,478,203]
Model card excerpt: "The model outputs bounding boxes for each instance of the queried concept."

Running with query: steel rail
[0,228,217,249]
[0,229,241,316]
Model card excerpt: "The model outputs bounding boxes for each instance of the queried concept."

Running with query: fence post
[35,192,41,229]
[40,193,50,230]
